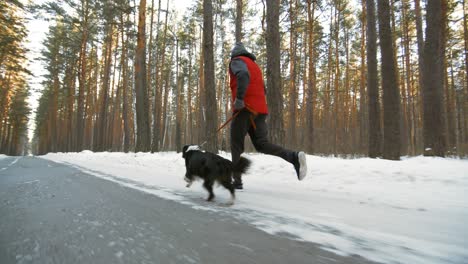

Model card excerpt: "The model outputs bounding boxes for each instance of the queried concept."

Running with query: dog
[182,145,251,204]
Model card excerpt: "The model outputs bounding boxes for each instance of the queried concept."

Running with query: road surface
[0,156,379,264]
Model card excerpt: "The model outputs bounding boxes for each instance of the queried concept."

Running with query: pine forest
[1,0,468,159]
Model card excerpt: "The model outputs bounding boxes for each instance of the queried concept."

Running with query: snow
[41,151,468,264]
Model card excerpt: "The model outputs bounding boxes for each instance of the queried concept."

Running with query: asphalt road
[0,156,379,264]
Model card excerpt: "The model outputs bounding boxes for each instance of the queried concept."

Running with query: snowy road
[0,157,378,264]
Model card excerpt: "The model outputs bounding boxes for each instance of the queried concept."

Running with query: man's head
[230,42,256,61]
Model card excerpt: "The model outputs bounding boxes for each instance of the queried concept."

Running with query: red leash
[200,106,257,147]
[216,110,241,133]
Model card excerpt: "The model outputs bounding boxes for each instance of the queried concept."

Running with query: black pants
[230,109,295,185]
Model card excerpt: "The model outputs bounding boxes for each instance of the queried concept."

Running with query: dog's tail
[233,156,251,174]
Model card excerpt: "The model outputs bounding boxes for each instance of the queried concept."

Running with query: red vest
[229,56,269,114]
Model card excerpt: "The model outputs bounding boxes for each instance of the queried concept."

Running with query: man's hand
[234,98,245,111]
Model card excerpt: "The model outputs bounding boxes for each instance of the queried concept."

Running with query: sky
[23,0,49,140]
[23,0,195,140]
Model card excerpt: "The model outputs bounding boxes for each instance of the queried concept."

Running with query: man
[229,42,307,189]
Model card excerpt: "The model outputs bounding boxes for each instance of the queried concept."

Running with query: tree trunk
[401,0,411,155]
[265,0,284,145]
[187,44,194,144]
[76,5,89,152]
[135,0,151,152]
[333,4,341,156]
[66,59,76,152]
[120,13,131,153]
[359,0,368,154]
[288,0,298,149]
[414,0,424,154]
[306,0,316,153]
[203,0,218,153]
[146,0,156,139]
[378,0,401,160]
[446,52,456,153]
[422,0,447,157]
[151,0,168,152]
[174,38,182,152]
[96,23,114,151]
[366,0,382,158]
[463,0,468,145]
[235,0,243,42]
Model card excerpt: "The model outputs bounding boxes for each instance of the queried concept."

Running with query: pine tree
[422,0,447,156]
[203,0,218,153]
[366,0,382,158]
[378,0,401,160]
[265,0,284,145]
[135,0,151,152]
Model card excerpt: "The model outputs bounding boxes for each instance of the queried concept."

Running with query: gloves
[233,98,245,111]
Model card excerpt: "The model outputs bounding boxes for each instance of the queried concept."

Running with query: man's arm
[230,58,250,99]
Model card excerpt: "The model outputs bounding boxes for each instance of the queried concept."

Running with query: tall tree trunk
[161,48,174,150]
[288,0,298,149]
[359,0,368,154]
[401,0,411,155]
[84,46,97,150]
[174,38,182,152]
[265,0,284,145]
[50,56,60,152]
[344,25,351,154]
[463,0,468,145]
[135,0,151,152]
[414,0,424,153]
[446,52,456,153]
[96,23,114,151]
[203,0,218,153]
[366,0,382,158]
[151,0,168,152]
[66,60,76,152]
[108,34,120,150]
[422,0,447,157]
[324,7,334,153]
[120,13,131,153]
[146,0,155,139]
[333,4,341,156]
[235,0,243,42]
[197,33,205,144]
[306,0,316,153]
[378,0,401,160]
[187,44,194,144]
[76,1,89,151]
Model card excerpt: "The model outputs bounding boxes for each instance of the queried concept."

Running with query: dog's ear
[182,145,189,158]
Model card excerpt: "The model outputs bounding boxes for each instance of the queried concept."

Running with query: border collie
[182,145,251,204]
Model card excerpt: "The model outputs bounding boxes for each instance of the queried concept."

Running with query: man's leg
[248,114,295,163]
[230,110,252,188]
[249,114,308,180]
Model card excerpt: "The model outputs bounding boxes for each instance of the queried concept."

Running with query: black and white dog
[182,145,251,204]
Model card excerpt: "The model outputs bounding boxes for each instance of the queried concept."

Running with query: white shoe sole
[298,151,307,181]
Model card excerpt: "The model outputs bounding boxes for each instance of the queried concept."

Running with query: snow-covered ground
[37,151,467,264]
